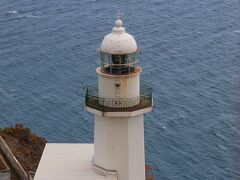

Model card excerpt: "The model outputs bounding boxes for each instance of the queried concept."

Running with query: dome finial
[115,12,124,27]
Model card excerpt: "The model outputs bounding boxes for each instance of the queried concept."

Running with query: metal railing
[84,85,153,112]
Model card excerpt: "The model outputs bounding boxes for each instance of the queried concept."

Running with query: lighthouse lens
[111,55,127,64]
[100,52,138,75]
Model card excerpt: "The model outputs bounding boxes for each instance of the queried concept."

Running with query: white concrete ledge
[92,161,118,180]
[34,144,107,180]
[85,106,153,117]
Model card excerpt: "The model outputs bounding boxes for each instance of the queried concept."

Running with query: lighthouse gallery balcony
[84,85,153,113]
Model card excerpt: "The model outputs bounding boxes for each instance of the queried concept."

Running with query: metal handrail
[84,85,153,112]
[84,84,152,97]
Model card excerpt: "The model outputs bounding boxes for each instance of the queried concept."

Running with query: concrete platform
[34,143,107,180]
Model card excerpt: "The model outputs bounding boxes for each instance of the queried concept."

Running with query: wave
[6,10,18,14]
[17,14,40,18]
[233,30,240,34]
[218,144,227,150]
[221,119,240,136]
[6,10,39,18]
[214,132,225,140]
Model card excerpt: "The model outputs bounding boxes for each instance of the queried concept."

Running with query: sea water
[0,0,239,179]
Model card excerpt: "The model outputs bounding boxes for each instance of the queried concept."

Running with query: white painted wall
[94,114,145,180]
[97,67,141,108]
[93,66,146,180]
[128,115,145,180]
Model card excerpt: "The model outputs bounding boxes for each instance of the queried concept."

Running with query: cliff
[0,124,47,173]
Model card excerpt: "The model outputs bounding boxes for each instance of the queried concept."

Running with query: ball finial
[115,19,123,27]
[115,11,124,27]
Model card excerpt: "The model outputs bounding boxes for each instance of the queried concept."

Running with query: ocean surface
[0,0,240,179]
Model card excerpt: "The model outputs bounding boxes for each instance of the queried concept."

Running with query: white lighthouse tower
[85,18,153,180]
[34,17,153,180]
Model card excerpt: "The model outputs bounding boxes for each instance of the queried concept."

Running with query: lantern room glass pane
[100,51,138,75]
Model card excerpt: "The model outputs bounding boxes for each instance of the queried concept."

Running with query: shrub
[1,123,31,142]
[146,164,156,180]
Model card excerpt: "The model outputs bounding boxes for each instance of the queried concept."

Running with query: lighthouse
[34,18,152,180]
[85,18,153,180]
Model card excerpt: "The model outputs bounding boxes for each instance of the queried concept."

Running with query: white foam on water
[17,14,40,18]
[218,144,227,150]
[6,10,39,18]
[7,10,18,14]
[215,132,225,139]
[179,114,185,118]
[233,30,240,34]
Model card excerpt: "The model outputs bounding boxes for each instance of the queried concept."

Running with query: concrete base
[94,114,145,180]
[34,144,108,180]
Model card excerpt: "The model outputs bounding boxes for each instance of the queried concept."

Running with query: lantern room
[99,19,139,75]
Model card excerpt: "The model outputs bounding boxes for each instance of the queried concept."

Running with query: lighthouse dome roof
[100,19,137,55]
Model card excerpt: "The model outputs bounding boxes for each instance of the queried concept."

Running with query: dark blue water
[0,0,240,179]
